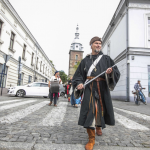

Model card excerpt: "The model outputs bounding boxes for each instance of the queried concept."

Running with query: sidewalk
[112,99,150,116]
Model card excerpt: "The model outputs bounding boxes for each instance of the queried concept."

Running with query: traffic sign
[3,54,11,63]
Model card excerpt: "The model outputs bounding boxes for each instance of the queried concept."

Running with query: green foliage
[59,71,68,84]
[73,61,81,71]
[50,60,54,67]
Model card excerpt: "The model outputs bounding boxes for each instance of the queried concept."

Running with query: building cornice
[69,50,84,54]
[113,47,150,63]
[129,3,150,9]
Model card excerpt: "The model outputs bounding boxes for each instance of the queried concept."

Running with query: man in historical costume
[72,37,120,150]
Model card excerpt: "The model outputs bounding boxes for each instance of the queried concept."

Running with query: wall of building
[0,0,54,90]
[110,58,127,100]
[129,54,150,102]
[102,13,126,59]
[128,4,150,48]
[69,50,83,77]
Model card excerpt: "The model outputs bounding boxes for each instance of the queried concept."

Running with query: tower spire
[75,24,79,39]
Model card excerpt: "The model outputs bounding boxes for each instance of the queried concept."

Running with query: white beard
[95,49,100,53]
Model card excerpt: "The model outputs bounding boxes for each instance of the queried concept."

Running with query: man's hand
[106,67,112,74]
[77,83,84,90]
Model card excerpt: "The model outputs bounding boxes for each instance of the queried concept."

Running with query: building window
[148,66,150,97]
[9,32,15,50]
[40,61,42,72]
[36,57,39,69]
[0,63,8,88]
[31,52,34,66]
[21,72,24,85]
[75,62,77,65]
[28,75,32,83]
[76,45,78,48]
[45,67,47,75]
[22,44,26,60]
[107,43,110,56]
[75,55,78,60]
[148,17,150,40]
[43,64,45,74]
[0,20,3,37]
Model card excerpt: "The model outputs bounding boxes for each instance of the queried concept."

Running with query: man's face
[91,41,102,52]
[138,81,140,84]
[56,72,59,76]
[70,77,72,80]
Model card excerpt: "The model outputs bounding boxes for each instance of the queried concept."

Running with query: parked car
[7,82,49,98]
[59,84,65,97]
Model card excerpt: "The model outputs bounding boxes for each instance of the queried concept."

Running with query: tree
[59,71,68,84]
[49,60,54,67]
[73,61,81,71]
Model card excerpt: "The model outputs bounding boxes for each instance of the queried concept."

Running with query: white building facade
[102,0,150,102]
[0,0,55,94]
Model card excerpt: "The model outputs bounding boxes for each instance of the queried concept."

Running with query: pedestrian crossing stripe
[0,100,149,131]
[40,102,68,126]
[0,100,22,105]
[114,112,149,131]
[0,101,47,124]
[114,107,150,121]
[0,100,36,111]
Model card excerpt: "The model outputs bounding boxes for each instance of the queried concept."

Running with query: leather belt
[87,76,105,81]
[87,76,105,117]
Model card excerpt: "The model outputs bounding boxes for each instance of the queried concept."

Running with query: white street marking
[0,100,22,105]
[40,102,68,126]
[114,107,150,121]
[114,112,149,131]
[0,101,47,124]
[0,100,36,111]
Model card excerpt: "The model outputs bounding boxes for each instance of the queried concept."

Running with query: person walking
[48,71,62,106]
[72,37,120,150]
[67,77,72,102]
[134,80,146,104]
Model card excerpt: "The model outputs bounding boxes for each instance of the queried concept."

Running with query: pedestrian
[67,77,72,102]
[71,91,79,108]
[63,84,67,98]
[48,71,62,106]
[72,37,120,150]
[134,80,146,104]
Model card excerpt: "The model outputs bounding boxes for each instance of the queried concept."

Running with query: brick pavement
[0,96,150,149]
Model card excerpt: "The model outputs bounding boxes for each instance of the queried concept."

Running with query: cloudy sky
[9,0,120,75]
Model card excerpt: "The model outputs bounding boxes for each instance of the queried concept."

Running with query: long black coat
[72,51,120,129]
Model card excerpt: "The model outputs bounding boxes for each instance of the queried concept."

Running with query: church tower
[68,25,84,78]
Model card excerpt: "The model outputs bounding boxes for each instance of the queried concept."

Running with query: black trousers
[49,92,58,105]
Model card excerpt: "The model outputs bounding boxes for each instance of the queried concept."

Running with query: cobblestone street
[0,96,150,150]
